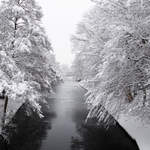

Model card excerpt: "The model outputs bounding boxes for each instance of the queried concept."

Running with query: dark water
[1,80,139,150]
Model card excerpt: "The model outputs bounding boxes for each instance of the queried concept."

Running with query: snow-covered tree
[72,0,150,124]
[0,0,59,127]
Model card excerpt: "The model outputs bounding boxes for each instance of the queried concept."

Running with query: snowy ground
[119,115,150,150]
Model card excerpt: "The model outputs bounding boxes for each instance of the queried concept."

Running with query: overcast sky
[37,0,93,66]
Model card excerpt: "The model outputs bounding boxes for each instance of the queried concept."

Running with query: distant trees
[72,0,150,123]
[0,0,59,120]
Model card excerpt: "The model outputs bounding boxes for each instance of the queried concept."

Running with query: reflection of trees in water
[3,101,56,150]
[71,109,140,150]
[71,105,88,125]
[0,135,8,150]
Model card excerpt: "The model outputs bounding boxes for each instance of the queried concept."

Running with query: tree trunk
[143,89,146,106]
[126,87,134,102]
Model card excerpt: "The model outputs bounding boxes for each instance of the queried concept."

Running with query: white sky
[37,0,94,66]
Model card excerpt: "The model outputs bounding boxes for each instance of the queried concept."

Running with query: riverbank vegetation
[72,0,150,124]
[0,0,60,129]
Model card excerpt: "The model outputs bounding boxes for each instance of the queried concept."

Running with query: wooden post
[3,96,8,115]
[0,90,8,128]
[2,96,8,126]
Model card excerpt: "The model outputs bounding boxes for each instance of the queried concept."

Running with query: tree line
[0,0,59,122]
[72,0,150,124]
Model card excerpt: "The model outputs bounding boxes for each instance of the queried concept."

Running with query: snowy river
[2,79,139,150]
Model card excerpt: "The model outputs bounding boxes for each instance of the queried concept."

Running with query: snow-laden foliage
[72,0,150,124]
[0,0,59,128]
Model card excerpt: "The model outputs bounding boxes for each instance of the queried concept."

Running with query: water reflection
[70,101,140,150]
[0,81,140,150]
[71,119,140,150]
[4,101,56,150]
[70,85,139,150]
